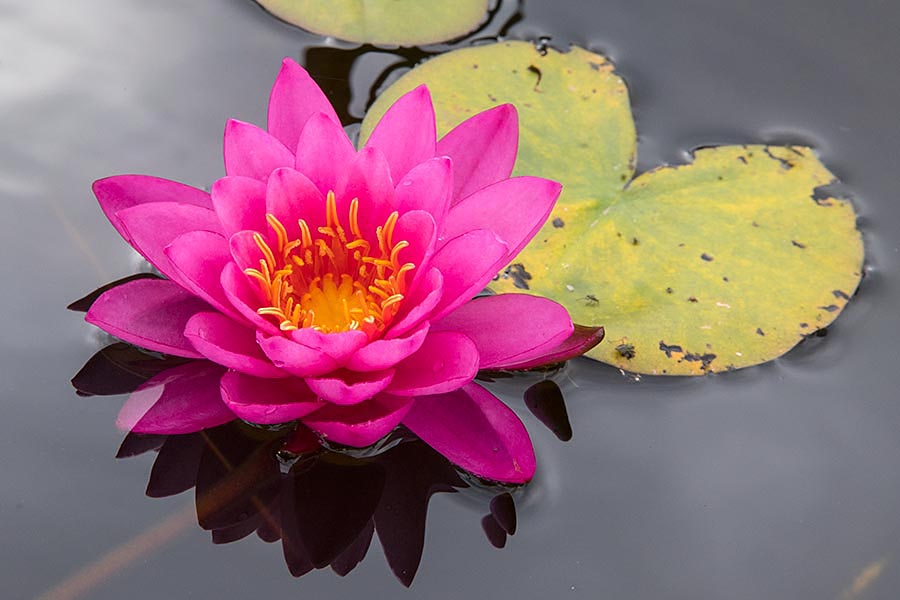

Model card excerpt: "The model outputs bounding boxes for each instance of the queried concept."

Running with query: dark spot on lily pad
[683,351,717,370]
[584,294,599,306]
[701,253,714,262]
[665,287,674,294]
[833,289,850,300]
[616,343,636,359]
[659,341,683,358]
[552,217,565,228]
[688,296,698,303]
[756,327,765,336]
[503,263,532,290]
[792,240,807,249]
[632,237,639,245]
[818,304,840,312]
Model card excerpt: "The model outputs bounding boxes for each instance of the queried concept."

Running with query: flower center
[244,191,414,338]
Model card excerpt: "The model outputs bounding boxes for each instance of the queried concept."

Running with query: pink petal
[302,394,413,447]
[289,328,369,363]
[402,383,536,483]
[363,86,436,184]
[93,175,212,246]
[184,312,286,378]
[268,57,341,152]
[436,104,519,204]
[223,119,294,180]
[86,278,208,358]
[116,201,223,281]
[219,371,321,424]
[431,294,573,370]
[265,167,325,241]
[306,369,395,405]
[219,262,281,336]
[388,331,478,396]
[117,362,234,434]
[502,324,605,370]
[294,112,357,196]
[395,157,452,229]
[441,177,561,267]
[256,333,340,377]
[210,176,268,238]
[344,323,430,372]
[164,230,242,320]
[336,146,395,244]
[427,229,508,322]
[229,230,266,272]
[385,267,443,339]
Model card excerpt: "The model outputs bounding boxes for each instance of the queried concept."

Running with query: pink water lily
[85,58,603,483]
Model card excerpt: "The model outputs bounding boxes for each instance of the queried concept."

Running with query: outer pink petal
[85,278,208,358]
[402,383,536,483]
[289,328,368,363]
[344,322,430,372]
[301,394,413,447]
[256,333,340,377]
[431,294,573,370]
[441,177,561,266]
[223,119,294,180]
[427,229,508,322]
[501,324,606,370]
[117,362,234,434]
[395,157,452,229]
[184,312,286,378]
[387,331,478,396]
[363,86,436,184]
[93,175,212,246]
[306,369,395,405]
[116,202,223,282]
[294,112,357,197]
[385,267,443,339]
[265,167,325,241]
[164,230,242,320]
[220,371,322,424]
[268,57,341,152]
[210,176,267,238]
[436,104,519,204]
[220,262,281,336]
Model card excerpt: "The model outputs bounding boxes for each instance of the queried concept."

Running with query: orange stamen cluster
[244,191,414,338]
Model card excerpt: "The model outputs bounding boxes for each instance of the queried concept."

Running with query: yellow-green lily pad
[255,0,490,46]
[361,41,864,374]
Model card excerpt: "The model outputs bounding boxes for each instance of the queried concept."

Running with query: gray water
[2,0,900,598]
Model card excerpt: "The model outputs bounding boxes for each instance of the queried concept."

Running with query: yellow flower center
[244,191,414,338]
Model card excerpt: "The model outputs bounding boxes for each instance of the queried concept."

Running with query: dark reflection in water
[71,333,579,587]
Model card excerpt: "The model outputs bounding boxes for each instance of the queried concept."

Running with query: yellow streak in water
[840,557,889,600]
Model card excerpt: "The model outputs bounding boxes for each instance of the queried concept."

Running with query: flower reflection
[117,416,518,586]
[73,340,576,585]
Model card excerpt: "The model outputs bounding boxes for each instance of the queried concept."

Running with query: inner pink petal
[211,176,268,238]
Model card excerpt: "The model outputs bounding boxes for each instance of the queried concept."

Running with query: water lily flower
[84,58,603,483]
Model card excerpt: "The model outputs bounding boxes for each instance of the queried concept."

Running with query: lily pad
[255,0,490,46]
[361,41,864,374]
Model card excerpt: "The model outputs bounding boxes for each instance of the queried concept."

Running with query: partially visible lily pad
[362,41,864,374]
[255,0,490,46]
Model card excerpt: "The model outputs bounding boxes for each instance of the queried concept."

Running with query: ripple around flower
[81,57,605,483]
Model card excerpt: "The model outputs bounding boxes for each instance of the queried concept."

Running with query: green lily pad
[361,41,864,374]
[255,0,489,46]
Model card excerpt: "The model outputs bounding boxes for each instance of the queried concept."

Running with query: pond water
[3,0,900,598]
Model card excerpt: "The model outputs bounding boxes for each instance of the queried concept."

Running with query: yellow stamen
[242,193,415,338]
